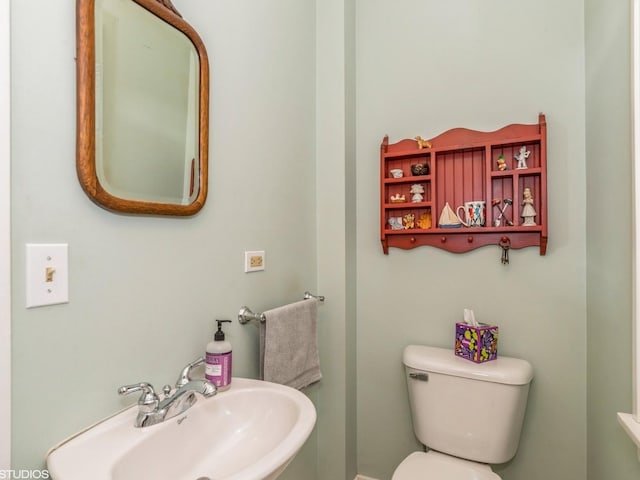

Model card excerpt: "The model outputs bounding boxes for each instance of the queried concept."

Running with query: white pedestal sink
[46,378,316,480]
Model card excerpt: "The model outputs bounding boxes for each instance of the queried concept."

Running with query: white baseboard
[354,476,380,480]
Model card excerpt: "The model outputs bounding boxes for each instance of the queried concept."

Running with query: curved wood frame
[76,0,209,216]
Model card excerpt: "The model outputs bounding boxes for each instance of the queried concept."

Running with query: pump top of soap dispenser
[215,319,232,341]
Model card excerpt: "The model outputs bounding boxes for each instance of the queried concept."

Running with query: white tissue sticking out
[463,308,479,327]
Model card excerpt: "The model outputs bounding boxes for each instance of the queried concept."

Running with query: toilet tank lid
[403,345,534,385]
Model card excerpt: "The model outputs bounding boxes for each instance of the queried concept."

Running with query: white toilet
[392,345,534,480]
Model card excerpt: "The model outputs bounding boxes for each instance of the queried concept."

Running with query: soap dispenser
[206,319,232,391]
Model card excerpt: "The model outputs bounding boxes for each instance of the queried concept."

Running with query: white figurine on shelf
[410,184,425,203]
[521,187,537,226]
[514,146,531,169]
[387,217,404,230]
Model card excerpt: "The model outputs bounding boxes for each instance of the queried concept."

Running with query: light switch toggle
[45,267,56,283]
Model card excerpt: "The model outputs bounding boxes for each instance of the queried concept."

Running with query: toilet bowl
[392,345,533,480]
[392,451,501,480]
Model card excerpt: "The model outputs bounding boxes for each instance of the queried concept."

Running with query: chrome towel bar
[238,306,266,324]
[303,291,325,302]
[238,291,324,325]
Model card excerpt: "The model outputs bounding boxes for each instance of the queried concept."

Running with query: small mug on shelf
[456,201,486,227]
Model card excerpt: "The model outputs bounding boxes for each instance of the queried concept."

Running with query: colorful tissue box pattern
[455,322,499,363]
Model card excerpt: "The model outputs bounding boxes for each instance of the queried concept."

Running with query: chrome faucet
[118,357,217,428]
[175,356,206,388]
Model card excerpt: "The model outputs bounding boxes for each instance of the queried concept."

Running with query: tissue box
[455,322,499,363]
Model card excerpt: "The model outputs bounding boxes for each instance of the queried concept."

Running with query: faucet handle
[175,357,205,388]
[118,382,159,411]
[162,384,173,398]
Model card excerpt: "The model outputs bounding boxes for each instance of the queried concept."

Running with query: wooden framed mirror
[76,0,209,216]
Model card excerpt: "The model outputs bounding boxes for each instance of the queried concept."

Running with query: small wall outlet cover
[244,250,265,273]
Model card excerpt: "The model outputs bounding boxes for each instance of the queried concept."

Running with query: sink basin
[46,378,316,480]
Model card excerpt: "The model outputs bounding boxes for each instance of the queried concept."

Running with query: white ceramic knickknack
[410,184,425,203]
[514,146,530,169]
[521,188,536,226]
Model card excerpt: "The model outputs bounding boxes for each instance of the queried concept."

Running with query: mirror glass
[77,0,209,215]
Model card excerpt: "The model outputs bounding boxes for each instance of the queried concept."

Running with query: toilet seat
[392,451,502,480]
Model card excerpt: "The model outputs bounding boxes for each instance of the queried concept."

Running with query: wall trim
[354,476,380,480]
[634,0,640,428]
[0,0,11,469]
[620,0,640,458]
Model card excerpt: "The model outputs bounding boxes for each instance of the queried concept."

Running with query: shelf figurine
[521,188,537,226]
[411,163,430,176]
[514,146,530,169]
[387,217,403,230]
[492,198,513,226]
[390,193,406,203]
[417,211,432,229]
[410,184,425,203]
[496,155,508,171]
[414,136,432,149]
[403,213,415,229]
[438,202,462,228]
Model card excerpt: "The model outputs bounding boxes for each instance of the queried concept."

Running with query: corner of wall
[0,0,11,469]
[316,0,357,479]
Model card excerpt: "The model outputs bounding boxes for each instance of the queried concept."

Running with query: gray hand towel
[259,299,322,390]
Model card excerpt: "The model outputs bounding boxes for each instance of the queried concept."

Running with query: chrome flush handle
[409,372,429,382]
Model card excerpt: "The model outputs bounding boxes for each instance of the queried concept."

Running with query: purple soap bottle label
[206,351,231,388]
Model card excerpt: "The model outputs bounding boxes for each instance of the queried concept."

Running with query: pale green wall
[9,1,640,479]
[10,1,319,476]
[355,1,587,479]
[585,0,640,479]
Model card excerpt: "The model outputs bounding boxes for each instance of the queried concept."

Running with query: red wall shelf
[380,114,547,255]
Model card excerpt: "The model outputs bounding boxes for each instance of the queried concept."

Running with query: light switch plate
[244,250,265,272]
[26,243,69,308]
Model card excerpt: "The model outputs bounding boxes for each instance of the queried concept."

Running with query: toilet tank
[403,345,533,465]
